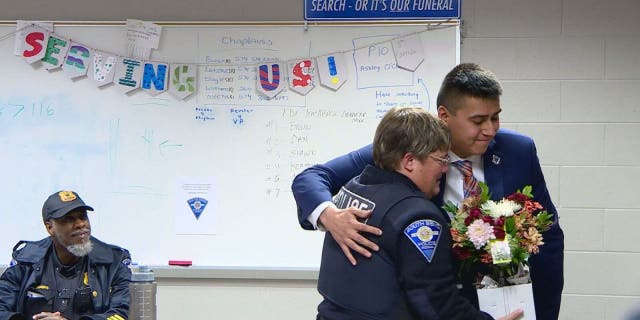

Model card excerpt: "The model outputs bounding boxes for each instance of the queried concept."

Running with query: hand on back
[319,206,382,265]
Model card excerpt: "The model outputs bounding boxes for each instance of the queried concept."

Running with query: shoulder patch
[403,219,442,263]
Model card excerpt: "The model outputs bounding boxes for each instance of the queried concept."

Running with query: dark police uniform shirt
[52,252,90,319]
[0,236,131,320]
[26,249,94,320]
[317,165,493,320]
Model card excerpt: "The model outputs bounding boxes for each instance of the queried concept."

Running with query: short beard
[66,241,93,257]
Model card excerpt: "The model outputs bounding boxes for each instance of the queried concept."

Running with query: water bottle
[129,265,157,320]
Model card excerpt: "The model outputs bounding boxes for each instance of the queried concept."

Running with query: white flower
[481,199,522,218]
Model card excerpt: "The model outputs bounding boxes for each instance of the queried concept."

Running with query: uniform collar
[359,165,422,193]
[13,236,115,265]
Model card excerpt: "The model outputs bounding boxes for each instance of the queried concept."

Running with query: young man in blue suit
[292,63,564,320]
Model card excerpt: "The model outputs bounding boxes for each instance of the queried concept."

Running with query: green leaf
[510,246,529,265]
[451,219,467,232]
[519,185,534,198]
[442,201,459,215]
[479,182,490,202]
[535,211,554,232]
[504,216,516,236]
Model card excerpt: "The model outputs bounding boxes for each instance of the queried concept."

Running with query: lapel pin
[492,154,501,165]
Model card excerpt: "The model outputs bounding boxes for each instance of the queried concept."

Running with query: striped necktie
[452,160,480,198]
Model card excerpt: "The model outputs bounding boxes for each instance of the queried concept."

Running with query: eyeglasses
[429,154,450,167]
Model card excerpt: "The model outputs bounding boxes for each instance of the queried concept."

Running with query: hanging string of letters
[15,24,446,101]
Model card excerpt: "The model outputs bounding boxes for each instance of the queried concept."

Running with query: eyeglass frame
[429,154,451,167]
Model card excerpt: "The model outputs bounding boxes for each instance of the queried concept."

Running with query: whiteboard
[0,23,459,269]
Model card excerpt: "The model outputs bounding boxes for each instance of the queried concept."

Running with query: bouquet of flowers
[443,183,554,287]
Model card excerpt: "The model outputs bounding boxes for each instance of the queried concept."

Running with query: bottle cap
[130,265,155,282]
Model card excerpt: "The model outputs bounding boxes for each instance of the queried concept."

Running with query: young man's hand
[319,206,382,265]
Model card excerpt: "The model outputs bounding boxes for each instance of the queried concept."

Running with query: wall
[461,1,640,319]
[157,277,319,319]
[1,0,639,319]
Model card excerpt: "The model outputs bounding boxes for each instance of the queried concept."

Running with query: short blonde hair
[373,107,450,171]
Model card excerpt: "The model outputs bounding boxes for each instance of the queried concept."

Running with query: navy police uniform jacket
[317,165,493,320]
[0,237,131,320]
[294,128,564,320]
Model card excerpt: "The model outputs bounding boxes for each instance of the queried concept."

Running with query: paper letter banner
[288,58,316,96]
[318,52,348,91]
[142,62,169,96]
[256,63,285,99]
[90,51,117,87]
[392,34,424,72]
[169,64,197,100]
[114,57,143,94]
[63,43,91,79]
[14,21,53,56]
[20,26,50,64]
[41,35,70,70]
[10,23,440,101]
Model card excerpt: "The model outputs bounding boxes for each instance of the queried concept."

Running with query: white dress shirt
[443,152,485,208]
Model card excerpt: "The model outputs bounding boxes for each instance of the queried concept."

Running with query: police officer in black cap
[0,190,131,320]
[316,107,523,320]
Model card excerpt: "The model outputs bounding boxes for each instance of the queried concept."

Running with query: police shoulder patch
[403,219,442,263]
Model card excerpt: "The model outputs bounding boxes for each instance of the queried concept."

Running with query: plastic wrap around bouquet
[443,183,553,320]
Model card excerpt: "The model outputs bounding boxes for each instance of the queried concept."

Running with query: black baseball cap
[42,190,94,221]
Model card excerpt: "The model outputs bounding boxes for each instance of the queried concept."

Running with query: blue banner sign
[305,0,460,20]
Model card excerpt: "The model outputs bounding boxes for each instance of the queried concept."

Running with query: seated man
[316,106,521,320]
[0,191,131,320]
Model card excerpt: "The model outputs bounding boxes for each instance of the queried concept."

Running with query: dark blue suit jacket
[292,128,564,320]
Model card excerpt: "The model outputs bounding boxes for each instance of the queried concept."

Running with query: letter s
[23,31,45,58]
[292,60,312,87]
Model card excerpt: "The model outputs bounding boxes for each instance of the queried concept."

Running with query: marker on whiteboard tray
[168,260,192,266]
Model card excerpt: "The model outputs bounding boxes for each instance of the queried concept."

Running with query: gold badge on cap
[58,191,77,202]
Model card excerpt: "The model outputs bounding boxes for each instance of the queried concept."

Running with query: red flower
[494,216,505,227]
[493,226,506,240]
[524,200,543,214]
[480,253,493,264]
[465,207,483,225]
[469,208,482,219]
[452,247,471,260]
[482,215,494,225]
[507,192,529,204]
